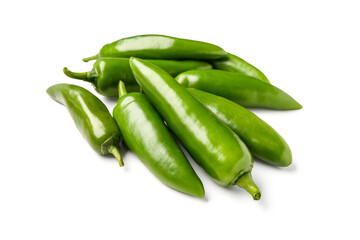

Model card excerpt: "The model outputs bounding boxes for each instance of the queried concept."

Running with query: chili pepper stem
[236,172,261,200]
[63,67,92,82]
[83,54,99,62]
[108,145,124,167]
[118,81,128,97]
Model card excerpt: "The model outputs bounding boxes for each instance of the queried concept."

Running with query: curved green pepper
[129,57,261,200]
[64,58,212,97]
[176,69,302,110]
[113,81,204,197]
[187,88,292,167]
[83,34,226,62]
[47,84,123,166]
[211,53,270,83]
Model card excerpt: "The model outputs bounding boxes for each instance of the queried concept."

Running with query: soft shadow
[223,185,250,197]
[221,183,270,208]
[119,140,129,158]
[103,96,119,103]
[184,193,209,202]
[279,162,297,172]
[256,193,270,209]
[254,156,297,172]
[202,195,209,202]
[248,108,303,114]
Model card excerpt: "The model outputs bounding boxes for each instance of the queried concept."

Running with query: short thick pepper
[47,84,123,166]
[113,81,204,197]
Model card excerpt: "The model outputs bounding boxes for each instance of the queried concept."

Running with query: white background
[1,0,359,239]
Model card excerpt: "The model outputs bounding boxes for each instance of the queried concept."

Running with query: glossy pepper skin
[64,58,212,97]
[187,88,292,167]
[47,84,124,166]
[113,81,204,198]
[176,69,302,110]
[129,57,261,200]
[83,34,227,62]
[211,53,270,83]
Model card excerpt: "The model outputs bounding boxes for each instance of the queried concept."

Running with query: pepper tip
[108,145,124,167]
[236,172,261,200]
[63,67,69,75]
[253,192,261,200]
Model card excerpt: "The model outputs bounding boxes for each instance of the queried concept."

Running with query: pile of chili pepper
[48,34,301,200]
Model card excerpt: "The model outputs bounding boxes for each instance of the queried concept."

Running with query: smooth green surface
[212,53,270,83]
[83,34,226,61]
[47,84,123,166]
[64,58,212,97]
[176,69,302,110]
[188,88,292,167]
[129,58,260,199]
[113,82,204,198]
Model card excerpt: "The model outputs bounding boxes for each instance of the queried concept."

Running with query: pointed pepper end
[236,172,261,200]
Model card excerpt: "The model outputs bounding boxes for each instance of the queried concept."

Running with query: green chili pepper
[176,69,302,110]
[187,88,292,167]
[47,84,123,166]
[113,81,204,197]
[129,57,261,200]
[83,34,226,62]
[64,58,212,97]
[211,53,270,83]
